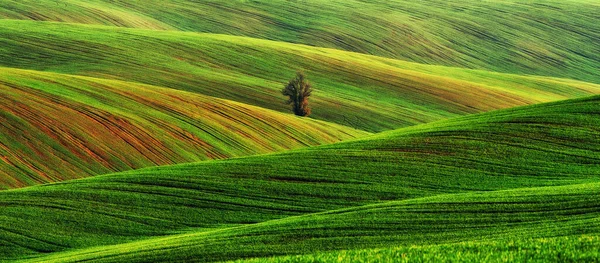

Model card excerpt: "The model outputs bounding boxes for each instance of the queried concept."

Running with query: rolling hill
[17,182,600,263]
[2,1,600,262]
[2,95,600,261]
[1,20,600,133]
[1,0,599,83]
[0,67,367,189]
[3,18,600,189]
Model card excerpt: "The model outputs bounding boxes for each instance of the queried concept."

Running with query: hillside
[3,95,600,261]
[1,0,599,82]
[2,20,600,132]
[15,182,600,262]
[0,67,367,189]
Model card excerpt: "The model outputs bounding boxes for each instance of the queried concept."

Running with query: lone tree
[282,71,313,117]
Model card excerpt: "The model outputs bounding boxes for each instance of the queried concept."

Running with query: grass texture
[14,182,600,262]
[2,95,600,261]
[0,67,367,189]
[1,20,600,132]
[0,0,599,83]
[230,235,600,263]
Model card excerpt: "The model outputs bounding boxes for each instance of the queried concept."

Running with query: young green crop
[3,95,600,261]
[1,20,599,132]
[1,2,600,261]
[14,182,600,262]
[228,235,600,263]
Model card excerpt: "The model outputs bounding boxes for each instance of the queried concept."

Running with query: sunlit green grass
[15,182,600,262]
[2,95,600,261]
[1,20,599,132]
[1,0,599,83]
[229,235,600,263]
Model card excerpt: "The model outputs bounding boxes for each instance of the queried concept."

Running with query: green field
[3,96,600,261]
[0,67,368,189]
[2,20,599,133]
[231,236,600,263]
[15,182,600,262]
[3,19,600,189]
[1,0,599,262]
[1,0,599,83]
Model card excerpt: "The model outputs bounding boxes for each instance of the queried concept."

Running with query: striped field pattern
[3,18,600,189]
[2,96,600,261]
[0,67,367,189]
[18,182,600,263]
[1,0,599,83]
[1,20,600,132]
[1,0,600,262]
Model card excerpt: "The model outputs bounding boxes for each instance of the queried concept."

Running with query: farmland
[1,0,599,262]
[3,96,600,261]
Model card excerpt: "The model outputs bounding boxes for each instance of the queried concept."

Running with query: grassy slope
[2,95,600,260]
[2,20,600,132]
[16,182,600,262]
[0,67,367,189]
[1,0,599,83]
[231,236,600,263]
[0,0,600,83]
